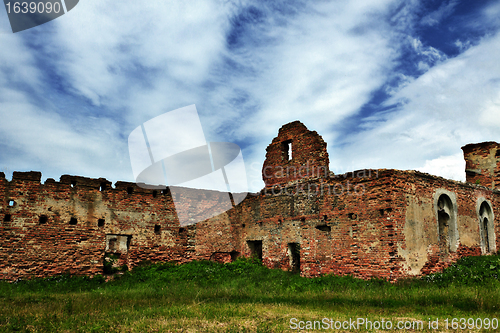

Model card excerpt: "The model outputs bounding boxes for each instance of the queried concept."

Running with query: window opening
[247,240,263,261]
[230,251,240,262]
[154,224,161,234]
[437,194,453,255]
[98,218,105,227]
[3,214,11,222]
[282,140,292,160]
[8,200,15,207]
[39,215,48,224]
[479,201,495,253]
[288,243,300,273]
[69,217,77,225]
[316,225,331,232]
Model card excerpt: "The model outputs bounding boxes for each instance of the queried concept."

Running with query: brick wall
[1,122,499,282]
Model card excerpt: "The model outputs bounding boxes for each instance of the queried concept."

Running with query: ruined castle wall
[238,169,407,280]
[394,171,498,276]
[237,169,499,281]
[0,172,237,281]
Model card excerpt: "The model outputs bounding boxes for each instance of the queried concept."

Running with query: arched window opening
[479,200,495,254]
[436,194,456,255]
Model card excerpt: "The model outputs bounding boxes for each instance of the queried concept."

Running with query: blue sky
[1,0,500,192]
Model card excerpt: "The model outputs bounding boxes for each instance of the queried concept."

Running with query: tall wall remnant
[462,142,500,189]
[1,121,499,281]
[262,121,329,187]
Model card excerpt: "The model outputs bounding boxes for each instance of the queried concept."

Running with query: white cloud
[1,0,499,194]
[417,153,465,181]
[332,30,500,181]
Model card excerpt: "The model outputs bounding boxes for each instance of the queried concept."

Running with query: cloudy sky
[1,0,500,192]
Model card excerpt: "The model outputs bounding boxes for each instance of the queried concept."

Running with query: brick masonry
[1,121,499,281]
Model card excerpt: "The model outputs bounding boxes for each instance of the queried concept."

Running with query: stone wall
[262,121,329,188]
[1,121,499,282]
[0,171,237,280]
[462,141,500,189]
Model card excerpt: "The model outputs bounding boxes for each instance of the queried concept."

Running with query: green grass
[1,255,500,332]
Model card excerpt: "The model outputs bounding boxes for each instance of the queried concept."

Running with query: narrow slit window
[282,140,292,160]
[98,218,105,227]
[154,224,161,234]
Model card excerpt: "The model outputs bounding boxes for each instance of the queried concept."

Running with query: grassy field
[1,255,500,332]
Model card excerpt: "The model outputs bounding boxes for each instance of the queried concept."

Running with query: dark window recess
[288,243,300,273]
[99,183,107,191]
[127,187,133,194]
[496,149,500,157]
[348,213,357,220]
[98,218,105,227]
[242,224,246,228]
[154,224,161,234]
[152,190,157,198]
[161,189,167,195]
[71,180,76,188]
[230,251,240,262]
[301,218,305,223]
[323,215,328,221]
[39,215,48,224]
[379,208,392,216]
[179,227,186,235]
[69,217,77,225]
[247,240,263,261]
[278,219,282,224]
[282,140,292,160]
[8,200,15,207]
[3,214,11,222]
[316,225,331,232]
[465,170,478,177]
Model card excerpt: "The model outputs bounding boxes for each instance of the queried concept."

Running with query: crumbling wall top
[12,171,41,182]
[461,141,500,189]
[262,121,329,187]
